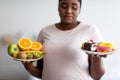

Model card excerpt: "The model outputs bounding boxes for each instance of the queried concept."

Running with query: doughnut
[96,42,114,52]
[96,46,113,52]
[81,40,114,52]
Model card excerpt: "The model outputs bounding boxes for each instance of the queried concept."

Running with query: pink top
[37,22,103,80]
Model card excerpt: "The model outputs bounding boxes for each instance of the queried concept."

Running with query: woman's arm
[22,58,43,79]
[88,54,105,80]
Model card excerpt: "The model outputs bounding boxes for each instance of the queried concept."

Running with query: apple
[8,43,20,56]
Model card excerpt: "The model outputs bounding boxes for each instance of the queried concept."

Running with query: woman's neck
[56,21,79,31]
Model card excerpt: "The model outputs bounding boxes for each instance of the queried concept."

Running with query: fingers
[22,61,34,65]
[101,54,108,58]
[22,61,35,70]
[95,54,108,58]
[91,54,101,59]
[22,61,26,64]
[89,54,107,58]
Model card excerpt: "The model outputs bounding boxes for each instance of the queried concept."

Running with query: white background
[0,0,120,80]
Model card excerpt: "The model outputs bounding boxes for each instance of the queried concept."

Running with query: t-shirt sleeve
[89,26,103,42]
[37,30,44,44]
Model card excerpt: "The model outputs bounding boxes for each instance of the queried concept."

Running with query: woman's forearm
[89,55,105,80]
[22,61,42,79]
[28,66,42,79]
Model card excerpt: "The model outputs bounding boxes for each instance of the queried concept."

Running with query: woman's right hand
[22,61,35,72]
[22,61,41,79]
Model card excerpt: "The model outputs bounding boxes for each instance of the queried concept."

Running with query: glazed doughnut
[81,40,114,52]
[96,42,114,52]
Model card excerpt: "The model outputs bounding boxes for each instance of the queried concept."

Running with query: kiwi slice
[26,52,33,59]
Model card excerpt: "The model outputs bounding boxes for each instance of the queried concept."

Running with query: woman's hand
[94,54,108,58]
[87,52,107,58]
[88,54,105,80]
[22,61,41,79]
[22,61,35,71]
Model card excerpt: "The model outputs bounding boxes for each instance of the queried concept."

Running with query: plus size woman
[22,0,105,80]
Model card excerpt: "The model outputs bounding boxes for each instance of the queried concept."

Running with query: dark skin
[22,0,106,79]
[22,60,43,78]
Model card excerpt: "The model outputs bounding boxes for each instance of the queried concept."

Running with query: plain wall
[0,0,120,80]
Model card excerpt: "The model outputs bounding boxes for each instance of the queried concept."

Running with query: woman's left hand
[95,54,108,58]
[87,52,107,58]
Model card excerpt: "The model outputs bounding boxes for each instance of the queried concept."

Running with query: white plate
[13,56,43,61]
[81,49,116,55]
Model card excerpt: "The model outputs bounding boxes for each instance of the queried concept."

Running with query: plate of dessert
[81,40,115,55]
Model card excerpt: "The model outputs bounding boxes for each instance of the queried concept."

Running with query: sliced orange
[30,42,42,51]
[18,38,32,51]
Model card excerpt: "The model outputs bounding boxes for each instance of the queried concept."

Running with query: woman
[22,0,105,80]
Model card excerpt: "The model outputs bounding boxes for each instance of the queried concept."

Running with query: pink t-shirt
[37,22,103,80]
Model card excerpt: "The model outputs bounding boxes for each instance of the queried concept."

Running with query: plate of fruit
[8,37,45,61]
[81,40,115,55]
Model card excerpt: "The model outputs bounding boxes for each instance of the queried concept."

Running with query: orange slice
[31,42,42,51]
[18,38,32,51]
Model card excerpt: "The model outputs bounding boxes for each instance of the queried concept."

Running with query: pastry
[82,40,98,51]
[96,42,114,52]
[82,40,114,52]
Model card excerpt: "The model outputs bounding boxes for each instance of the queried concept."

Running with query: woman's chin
[62,20,75,24]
